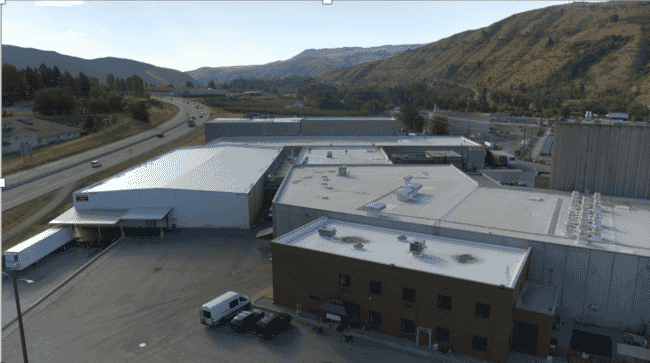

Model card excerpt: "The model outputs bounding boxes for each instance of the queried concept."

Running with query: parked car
[199,291,251,326]
[91,160,101,168]
[255,312,292,340]
[156,133,164,138]
[231,309,265,333]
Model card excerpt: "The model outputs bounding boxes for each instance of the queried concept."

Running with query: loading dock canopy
[120,207,172,221]
[50,207,172,225]
[50,208,127,225]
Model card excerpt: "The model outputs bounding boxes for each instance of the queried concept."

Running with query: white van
[200,291,251,326]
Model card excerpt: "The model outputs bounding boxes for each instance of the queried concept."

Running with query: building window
[308,295,319,302]
[472,336,488,352]
[435,327,450,342]
[369,280,382,295]
[401,319,415,333]
[475,303,490,318]
[339,274,350,287]
[402,287,416,303]
[369,311,382,326]
[438,295,452,310]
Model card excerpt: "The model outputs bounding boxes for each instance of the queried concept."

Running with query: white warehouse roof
[273,217,530,288]
[297,146,392,165]
[80,145,283,194]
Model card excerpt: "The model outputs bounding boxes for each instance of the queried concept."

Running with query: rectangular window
[401,319,415,333]
[475,303,491,318]
[229,299,238,309]
[369,311,382,326]
[402,287,416,303]
[472,336,488,352]
[339,274,350,287]
[76,195,89,202]
[308,295,319,302]
[369,280,382,295]
[435,327,450,342]
[438,295,452,310]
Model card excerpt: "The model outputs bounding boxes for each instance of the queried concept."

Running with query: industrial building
[389,150,465,170]
[295,146,392,166]
[205,116,400,143]
[270,162,650,350]
[50,144,284,237]
[205,118,301,141]
[2,118,81,155]
[208,135,486,171]
[549,119,650,199]
[272,217,534,363]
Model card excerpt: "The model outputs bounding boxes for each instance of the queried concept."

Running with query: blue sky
[2,1,583,72]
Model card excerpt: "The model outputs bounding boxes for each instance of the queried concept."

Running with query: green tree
[427,115,449,136]
[610,14,619,23]
[124,99,150,123]
[185,81,194,88]
[76,72,90,97]
[208,80,217,89]
[51,66,61,88]
[105,74,115,91]
[546,36,554,48]
[2,63,26,105]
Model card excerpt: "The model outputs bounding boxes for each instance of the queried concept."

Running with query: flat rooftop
[275,164,479,222]
[276,164,650,257]
[296,146,392,165]
[79,145,282,194]
[209,135,483,147]
[273,217,531,288]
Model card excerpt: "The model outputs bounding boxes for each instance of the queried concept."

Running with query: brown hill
[318,2,650,106]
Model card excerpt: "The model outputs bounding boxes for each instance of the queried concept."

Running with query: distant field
[1,124,207,254]
[2,100,179,176]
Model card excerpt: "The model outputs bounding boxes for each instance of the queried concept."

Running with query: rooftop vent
[318,226,336,237]
[397,235,407,241]
[338,166,349,176]
[354,242,364,250]
[361,202,386,216]
[456,254,479,264]
[530,197,543,202]
[404,175,413,185]
[410,240,426,254]
[327,151,333,158]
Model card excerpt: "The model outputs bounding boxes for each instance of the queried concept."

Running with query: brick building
[271,217,561,363]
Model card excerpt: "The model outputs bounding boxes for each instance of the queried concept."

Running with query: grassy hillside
[318,2,650,107]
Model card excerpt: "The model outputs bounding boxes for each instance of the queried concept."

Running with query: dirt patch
[1,124,206,253]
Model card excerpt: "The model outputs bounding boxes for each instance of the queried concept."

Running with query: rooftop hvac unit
[403,175,413,185]
[410,240,426,254]
[397,235,407,241]
[353,242,364,250]
[327,151,333,158]
[361,202,386,216]
[338,166,348,176]
[318,226,336,237]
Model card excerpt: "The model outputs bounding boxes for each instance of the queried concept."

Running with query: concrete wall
[300,119,399,137]
[550,123,650,199]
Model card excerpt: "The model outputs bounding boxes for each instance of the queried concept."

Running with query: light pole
[2,272,33,363]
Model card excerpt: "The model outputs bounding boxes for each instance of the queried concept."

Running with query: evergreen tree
[60,71,76,91]
[208,79,217,88]
[185,81,194,88]
[51,66,62,88]
[24,66,43,100]
[77,72,90,98]
[106,74,115,90]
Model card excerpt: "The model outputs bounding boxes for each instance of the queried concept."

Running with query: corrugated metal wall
[550,123,650,199]
[205,122,300,143]
[300,119,399,137]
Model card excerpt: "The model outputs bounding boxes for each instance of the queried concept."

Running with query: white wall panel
[172,190,249,228]
[607,254,639,331]
[582,250,614,326]
[543,244,568,304]
[561,246,590,321]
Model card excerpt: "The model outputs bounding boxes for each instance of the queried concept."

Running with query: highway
[2,97,209,212]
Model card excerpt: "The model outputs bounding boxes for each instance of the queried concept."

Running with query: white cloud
[35,1,84,7]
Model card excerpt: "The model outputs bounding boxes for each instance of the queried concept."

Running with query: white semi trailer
[4,226,74,271]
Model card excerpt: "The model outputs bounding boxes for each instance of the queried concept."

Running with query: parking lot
[2,229,476,363]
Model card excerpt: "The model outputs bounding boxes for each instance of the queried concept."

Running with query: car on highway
[255,312,292,340]
[231,309,266,333]
[199,115,203,118]
[156,133,164,138]
[91,160,101,168]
